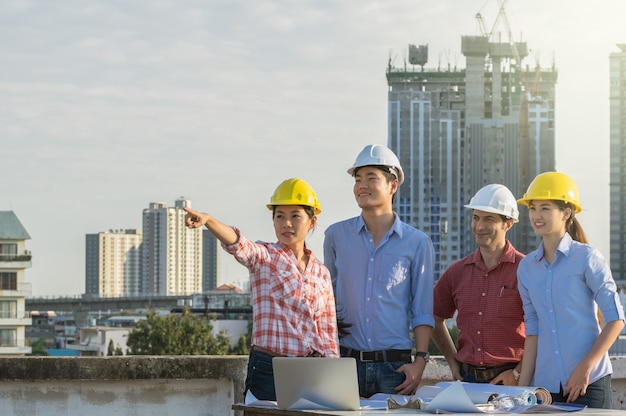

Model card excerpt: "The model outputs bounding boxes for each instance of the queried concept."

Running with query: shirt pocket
[379,255,410,290]
[270,270,303,308]
[496,286,523,318]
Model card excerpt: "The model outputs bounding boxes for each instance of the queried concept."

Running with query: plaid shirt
[223,228,339,357]
[434,241,525,366]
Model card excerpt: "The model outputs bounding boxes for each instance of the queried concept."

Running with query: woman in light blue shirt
[516,172,624,408]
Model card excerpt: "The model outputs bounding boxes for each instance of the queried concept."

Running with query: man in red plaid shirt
[432,184,525,385]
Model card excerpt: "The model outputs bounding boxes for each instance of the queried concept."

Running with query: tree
[107,339,125,356]
[126,308,231,355]
[107,339,115,356]
[28,338,49,356]
[230,320,252,355]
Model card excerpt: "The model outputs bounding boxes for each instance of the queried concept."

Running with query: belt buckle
[359,350,374,362]
[473,367,490,381]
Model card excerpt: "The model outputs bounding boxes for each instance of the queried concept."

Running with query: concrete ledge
[0,355,624,414]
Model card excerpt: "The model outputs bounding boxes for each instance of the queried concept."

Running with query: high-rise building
[387,20,557,277]
[85,229,142,297]
[141,198,202,296]
[0,211,32,355]
[202,230,220,291]
[610,44,626,283]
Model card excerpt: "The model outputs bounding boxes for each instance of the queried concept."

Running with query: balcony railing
[0,311,31,319]
[0,338,27,348]
[0,253,32,262]
[0,283,32,295]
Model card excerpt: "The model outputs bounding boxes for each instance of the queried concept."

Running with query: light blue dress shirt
[517,233,625,392]
[323,214,435,351]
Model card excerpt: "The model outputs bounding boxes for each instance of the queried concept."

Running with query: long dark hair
[553,200,587,244]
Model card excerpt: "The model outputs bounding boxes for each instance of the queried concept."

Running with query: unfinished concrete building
[610,44,626,283]
[387,23,557,276]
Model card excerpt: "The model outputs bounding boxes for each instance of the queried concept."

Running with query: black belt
[460,362,517,382]
[340,346,412,363]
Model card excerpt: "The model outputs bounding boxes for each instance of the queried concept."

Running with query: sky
[2,0,625,297]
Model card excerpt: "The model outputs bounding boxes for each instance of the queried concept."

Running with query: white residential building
[0,211,32,355]
[85,229,143,297]
[142,198,202,296]
[67,326,132,356]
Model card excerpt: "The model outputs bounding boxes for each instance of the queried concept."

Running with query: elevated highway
[25,295,192,313]
[25,293,252,326]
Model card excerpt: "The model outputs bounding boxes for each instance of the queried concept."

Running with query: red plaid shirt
[224,228,339,357]
[433,241,525,366]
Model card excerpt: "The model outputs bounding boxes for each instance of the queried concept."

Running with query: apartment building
[141,198,202,296]
[0,211,32,355]
[85,229,143,297]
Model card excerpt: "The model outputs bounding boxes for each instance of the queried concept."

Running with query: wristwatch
[512,368,521,383]
[415,351,430,362]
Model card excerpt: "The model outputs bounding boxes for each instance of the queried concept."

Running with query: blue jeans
[550,374,612,409]
[244,349,276,401]
[355,360,407,398]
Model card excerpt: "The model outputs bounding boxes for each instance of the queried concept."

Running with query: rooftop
[0,211,31,240]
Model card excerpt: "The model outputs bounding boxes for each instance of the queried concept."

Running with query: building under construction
[610,44,626,283]
[386,9,558,276]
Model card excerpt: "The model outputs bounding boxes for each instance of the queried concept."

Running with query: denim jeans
[355,360,407,398]
[244,349,276,401]
[550,374,612,409]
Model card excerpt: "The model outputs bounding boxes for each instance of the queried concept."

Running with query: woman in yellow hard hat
[516,172,624,408]
[184,178,338,401]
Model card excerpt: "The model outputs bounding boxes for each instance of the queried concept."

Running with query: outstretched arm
[183,207,238,246]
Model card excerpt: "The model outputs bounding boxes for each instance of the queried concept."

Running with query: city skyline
[2,1,625,296]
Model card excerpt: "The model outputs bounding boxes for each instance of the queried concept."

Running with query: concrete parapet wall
[0,356,249,416]
[0,355,624,414]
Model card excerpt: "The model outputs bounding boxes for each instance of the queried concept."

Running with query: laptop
[272,357,361,410]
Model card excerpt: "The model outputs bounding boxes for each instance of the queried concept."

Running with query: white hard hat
[347,144,404,185]
[464,184,519,222]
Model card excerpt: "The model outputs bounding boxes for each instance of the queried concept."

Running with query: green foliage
[107,339,115,356]
[28,338,49,356]
[107,339,125,356]
[126,308,231,355]
[428,325,460,356]
[230,320,252,355]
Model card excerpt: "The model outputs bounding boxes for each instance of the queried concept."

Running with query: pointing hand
[184,207,209,229]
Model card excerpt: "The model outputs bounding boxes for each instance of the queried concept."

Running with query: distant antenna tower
[408,44,428,70]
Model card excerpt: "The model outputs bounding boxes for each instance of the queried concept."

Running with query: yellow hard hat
[267,178,322,214]
[517,172,582,213]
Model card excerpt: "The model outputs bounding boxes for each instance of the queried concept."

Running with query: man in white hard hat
[324,144,435,398]
[432,184,525,385]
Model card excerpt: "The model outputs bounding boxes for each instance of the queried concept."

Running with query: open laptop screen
[272,357,360,410]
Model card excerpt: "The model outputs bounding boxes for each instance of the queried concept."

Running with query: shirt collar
[356,214,403,238]
[534,232,573,261]
[463,240,517,266]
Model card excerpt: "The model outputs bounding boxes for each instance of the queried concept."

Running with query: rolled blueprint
[416,381,552,405]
